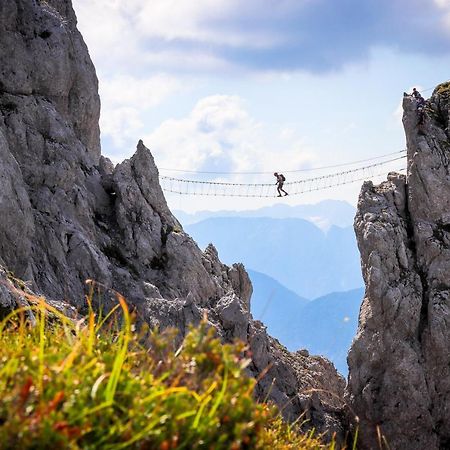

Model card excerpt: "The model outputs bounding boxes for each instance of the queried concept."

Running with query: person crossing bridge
[274,172,288,197]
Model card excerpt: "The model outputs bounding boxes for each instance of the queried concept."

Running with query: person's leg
[279,183,288,196]
[277,185,282,196]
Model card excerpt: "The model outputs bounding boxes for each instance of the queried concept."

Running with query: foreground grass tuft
[0,296,334,449]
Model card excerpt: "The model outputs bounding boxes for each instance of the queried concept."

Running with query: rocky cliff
[0,0,345,437]
[347,83,450,449]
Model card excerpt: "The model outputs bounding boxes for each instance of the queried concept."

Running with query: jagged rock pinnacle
[347,82,450,449]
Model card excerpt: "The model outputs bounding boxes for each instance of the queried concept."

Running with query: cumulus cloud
[70,0,450,164]
[99,74,181,154]
[100,74,181,109]
[434,0,450,31]
[74,0,450,73]
[101,107,143,151]
[73,0,139,71]
[144,95,314,181]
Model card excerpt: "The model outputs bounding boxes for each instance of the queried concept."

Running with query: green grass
[435,81,450,95]
[0,290,340,449]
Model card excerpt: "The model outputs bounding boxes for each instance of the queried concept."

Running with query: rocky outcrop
[0,264,78,324]
[0,0,345,437]
[347,82,450,449]
[140,285,345,433]
[0,0,248,308]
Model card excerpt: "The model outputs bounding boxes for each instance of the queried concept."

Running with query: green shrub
[436,81,450,95]
[0,293,335,449]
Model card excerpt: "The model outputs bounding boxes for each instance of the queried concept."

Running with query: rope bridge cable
[159,149,406,175]
[160,155,406,198]
[421,81,450,93]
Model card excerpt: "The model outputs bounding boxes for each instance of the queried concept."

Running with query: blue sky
[73,0,450,212]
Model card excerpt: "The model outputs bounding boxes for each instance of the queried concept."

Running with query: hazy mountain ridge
[249,267,362,375]
[175,199,356,230]
[248,269,309,342]
[185,216,363,299]
[292,288,363,375]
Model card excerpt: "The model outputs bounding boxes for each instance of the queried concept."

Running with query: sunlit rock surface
[348,83,450,450]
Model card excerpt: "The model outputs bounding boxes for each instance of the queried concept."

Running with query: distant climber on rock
[417,95,426,108]
[274,172,288,197]
[412,87,421,99]
[415,95,426,126]
[409,88,427,126]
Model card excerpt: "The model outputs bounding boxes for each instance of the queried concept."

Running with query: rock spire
[347,83,450,450]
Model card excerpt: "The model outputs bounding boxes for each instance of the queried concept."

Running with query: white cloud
[98,74,182,154]
[101,107,143,151]
[434,0,450,8]
[73,0,236,72]
[73,0,139,70]
[70,0,318,78]
[434,0,450,31]
[144,95,315,182]
[130,0,233,43]
[391,100,404,128]
[117,0,283,48]
[74,0,450,75]
[100,74,181,109]
[139,50,230,72]
[280,127,296,141]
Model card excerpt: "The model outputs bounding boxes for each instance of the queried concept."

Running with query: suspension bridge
[156,83,450,198]
[159,150,407,198]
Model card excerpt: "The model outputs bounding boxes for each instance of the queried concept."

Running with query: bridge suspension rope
[159,150,406,175]
[160,155,406,198]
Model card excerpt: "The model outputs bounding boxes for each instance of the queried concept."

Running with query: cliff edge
[347,83,450,449]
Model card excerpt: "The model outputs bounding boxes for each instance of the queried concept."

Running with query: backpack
[280,174,286,182]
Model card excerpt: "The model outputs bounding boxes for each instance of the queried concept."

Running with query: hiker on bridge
[274,172,288,197]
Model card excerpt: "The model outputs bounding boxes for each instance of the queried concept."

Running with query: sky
[72,0,450,212]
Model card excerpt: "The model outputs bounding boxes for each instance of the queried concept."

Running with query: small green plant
[0,291,337,449]
[436,81,450,95]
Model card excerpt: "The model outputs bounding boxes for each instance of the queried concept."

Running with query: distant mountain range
[248,269,309,340]
[175,199,355,231]
[249,269,363,376]
[291,288,363,375]
[185,216,363,299]
[177,200,363,374]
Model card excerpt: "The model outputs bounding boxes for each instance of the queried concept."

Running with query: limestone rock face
[347,83,450,450]
[0,0,236,308]
[138,289,346,436]
[0,0,101,157]
[0,265,78,324]
[0,0,345,436]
